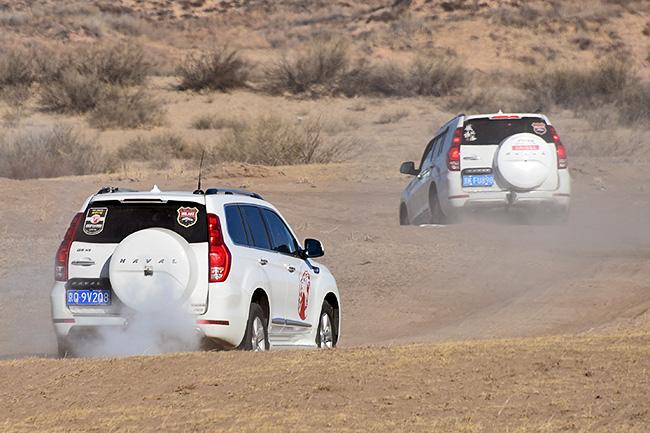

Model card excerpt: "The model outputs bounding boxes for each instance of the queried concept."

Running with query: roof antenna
[193,150,205,195]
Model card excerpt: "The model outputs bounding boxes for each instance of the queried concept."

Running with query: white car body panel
[51,189,341,351]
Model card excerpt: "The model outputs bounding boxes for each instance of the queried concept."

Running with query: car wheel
[428,187,446,225]
[239,302,269,352]
[57,337,72,358]
[315,301,337,349]
[399,204,409,226]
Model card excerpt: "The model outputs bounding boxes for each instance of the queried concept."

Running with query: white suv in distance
[399,113,570,224]
[52,186,341,356]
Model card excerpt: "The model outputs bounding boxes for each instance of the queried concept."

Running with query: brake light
[549,125,568,169]
[207,213,231,283]
[489,115,521,120]
[54,213,83,281]
[448,127,462,171]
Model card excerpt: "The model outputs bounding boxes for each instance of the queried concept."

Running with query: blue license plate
[463,174,494,187]
[66,289,111,306]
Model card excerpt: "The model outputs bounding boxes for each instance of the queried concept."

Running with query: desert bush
[617,82,650,125]
[0,47,36,88]
[521,59,632,110]
[190,114,242,130]
[79,42,150,86]
[264,39,349,95]
[88,87,164,129]
[177,47,249,91]
[117,133,200,163]
[0,126,113,179]
[216,116,351,165]
[40,69,107,113]
[408,58,468,97]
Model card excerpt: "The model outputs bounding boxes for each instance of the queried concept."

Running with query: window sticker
[177,207,199,228]
[532,122,547,135]
[83,208,108,235]
[464,124,477,142]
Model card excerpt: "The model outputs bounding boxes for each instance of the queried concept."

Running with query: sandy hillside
[0,1,649,432]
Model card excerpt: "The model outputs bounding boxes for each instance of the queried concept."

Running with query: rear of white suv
[400,113,570,224]
[51,187,341,356]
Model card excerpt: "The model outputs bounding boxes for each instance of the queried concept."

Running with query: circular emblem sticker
[298,271,311,320]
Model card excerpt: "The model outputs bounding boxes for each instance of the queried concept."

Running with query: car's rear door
[459,116,558,192]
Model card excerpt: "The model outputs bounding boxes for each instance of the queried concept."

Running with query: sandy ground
[1,64,650,433]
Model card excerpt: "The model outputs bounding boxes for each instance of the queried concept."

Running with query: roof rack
[96,186,137,194]
[204,188,264,200]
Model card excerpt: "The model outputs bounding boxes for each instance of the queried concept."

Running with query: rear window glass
[462,118,552,145]
[74,200,207,244]
[225,205,250,246]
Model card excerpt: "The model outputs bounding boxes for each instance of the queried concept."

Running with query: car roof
[80,186,267,211]
[462,112,551,123]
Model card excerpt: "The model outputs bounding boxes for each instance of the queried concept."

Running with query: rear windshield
[74,200,207,244]
[462,118,552,145]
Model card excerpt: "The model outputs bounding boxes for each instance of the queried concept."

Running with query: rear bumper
[445,190,570,214]
[51,281,247,349]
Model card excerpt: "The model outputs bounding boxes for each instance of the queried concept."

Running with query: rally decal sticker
[531,122,547,135]
[298,271,311,320]
[512,144,539,151]
[177,207,199,228]
[83,208,108,235]
[464,124,477,142]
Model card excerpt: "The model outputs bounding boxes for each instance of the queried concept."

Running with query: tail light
[549,125,568,169]
[207,213,231,283]
[447,127,462,171]
[55,213,83,281]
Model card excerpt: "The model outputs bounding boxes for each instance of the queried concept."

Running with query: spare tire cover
[496,133,553,190]
[109,228,196,312]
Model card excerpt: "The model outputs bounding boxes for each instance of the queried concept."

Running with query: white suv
[51,186,341,356]
[399,112,570,224]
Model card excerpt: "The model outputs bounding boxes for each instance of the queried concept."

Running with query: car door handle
[258,258,268,266]
[71,259,95,267]
[286,265,296,273]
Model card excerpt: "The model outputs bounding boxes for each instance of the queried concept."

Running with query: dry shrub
[617,82,650,125]
[40,69,106,113]
[78,42,149,86]
[264,39,349,95]
[190,114,242,130]
[408,58,468,96]
[117,133,200,163]
[0,126,112,179]
[177,47,249,91]
[522,59,632,110]
[88,87,164,129]
[217,116,351,165]
[0,46,36,88]
[265,41,468,98]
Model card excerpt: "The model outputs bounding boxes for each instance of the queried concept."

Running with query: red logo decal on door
[298,271,311,320]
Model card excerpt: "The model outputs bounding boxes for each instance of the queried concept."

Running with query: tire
[238,302,269,352]
[399,204,409,226]
[428,186,446,225]
[57,337,72,358]
[315,301,338,349]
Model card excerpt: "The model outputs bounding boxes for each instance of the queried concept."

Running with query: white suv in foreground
[52,186,341,356]
[399,112,570,224]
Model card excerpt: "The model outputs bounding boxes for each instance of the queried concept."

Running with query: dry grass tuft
[0,46,36,88]
[375,109,410,124]
[216,116,352,165]
[190,114,242,130]
[177,47,249,91]
[0,126,113,179]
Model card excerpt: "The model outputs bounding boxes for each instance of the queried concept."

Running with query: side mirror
[303,238,325,258]
[400,161,418,176]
